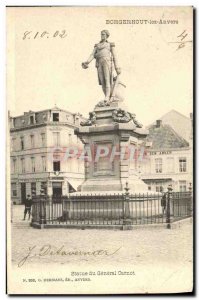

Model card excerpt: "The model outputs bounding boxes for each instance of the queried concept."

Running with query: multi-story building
[10,106,86,204]
[140,117,193,193]
[10,106,193,202]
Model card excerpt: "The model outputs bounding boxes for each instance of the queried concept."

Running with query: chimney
[9,116,15,129]
[156,120,162,128]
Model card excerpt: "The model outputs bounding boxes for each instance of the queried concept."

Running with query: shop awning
[68,179,83,191]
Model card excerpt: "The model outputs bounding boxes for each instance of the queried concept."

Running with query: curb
[170,217,193,229]
[31,217,193,230]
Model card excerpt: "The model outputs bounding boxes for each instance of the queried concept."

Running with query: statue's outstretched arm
[111,46,121,75]
[86,48,96,64]
[82,48,96,69]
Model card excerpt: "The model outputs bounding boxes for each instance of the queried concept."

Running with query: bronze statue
[82,30,121,102]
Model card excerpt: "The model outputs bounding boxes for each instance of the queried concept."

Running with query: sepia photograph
[6,6,193,294]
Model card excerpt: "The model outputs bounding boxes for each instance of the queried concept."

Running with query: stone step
[12,222,32,229]
[12,223,30,225]
[13,227,31,229]
[12,221,31,223]
[12,223,31,226]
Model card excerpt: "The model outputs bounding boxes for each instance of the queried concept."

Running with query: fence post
[166,185,172,229]
[31,197,35,225]
[188,182,193,216]
[123,182,131,230]
[39,191,46,228]
[68,193,72,220]
[49,195,53,223]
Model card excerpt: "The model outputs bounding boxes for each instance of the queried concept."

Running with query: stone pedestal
[75,101,149,193]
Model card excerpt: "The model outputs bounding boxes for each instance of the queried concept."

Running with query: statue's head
[101,30,110,41]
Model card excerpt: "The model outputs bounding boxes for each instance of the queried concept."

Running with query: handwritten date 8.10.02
[22,30,67,40]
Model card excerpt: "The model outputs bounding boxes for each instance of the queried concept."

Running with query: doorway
[21,183,26,204]
[52,182,62,197]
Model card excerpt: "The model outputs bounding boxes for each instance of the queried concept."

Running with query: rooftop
[146,120,189,149]
[9,107,85,131]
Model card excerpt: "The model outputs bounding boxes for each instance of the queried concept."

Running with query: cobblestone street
[11,205,193,269]
[7,205,194,294]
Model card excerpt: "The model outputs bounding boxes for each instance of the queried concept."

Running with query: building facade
[10,107,193,203]
[140,118,193,193]
[10,107,86,204]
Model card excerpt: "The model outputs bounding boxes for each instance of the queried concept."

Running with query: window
[156,185,163,193]
[53,113,59,122]
[52,182,62,196]
[53,132,60,146]
[30,116,34,124]
[53,161,60,172]
[155,158,162,173]
[41,156,46,171]
[68,133,72,144]
[12,158,17,173]
[30,135,35,148]
[31,157,35,173]
[167,157,174,173]
[179,158,187,172]
[20,137,24,150]
[41,182,47,195]
[179,180,187,192]
[11,138,16,151]
[11,183,17,197]
[21,158,25,173]
[41,133,45,147]
[31,182,36,196]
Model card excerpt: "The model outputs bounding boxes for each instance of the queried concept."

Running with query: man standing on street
[23,194,32,220]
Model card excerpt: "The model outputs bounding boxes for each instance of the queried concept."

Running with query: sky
[7,6,193,127]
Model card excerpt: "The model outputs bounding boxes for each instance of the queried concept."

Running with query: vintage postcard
[6,6,194,294]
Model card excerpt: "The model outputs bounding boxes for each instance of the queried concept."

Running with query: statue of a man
[82,30,121,101]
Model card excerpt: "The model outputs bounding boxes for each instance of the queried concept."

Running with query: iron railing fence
[31,190,192,228]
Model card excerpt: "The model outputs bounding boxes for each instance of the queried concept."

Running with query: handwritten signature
[22,30,67,40]
[169,30,192,51]
[18,244,122,267]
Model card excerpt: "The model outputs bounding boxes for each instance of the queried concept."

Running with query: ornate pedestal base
[75,102,149,193]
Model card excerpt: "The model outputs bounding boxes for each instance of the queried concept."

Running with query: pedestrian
[161,191,167,214]
[23,194,32,220]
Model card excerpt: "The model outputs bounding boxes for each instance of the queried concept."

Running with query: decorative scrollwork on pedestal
[129,113,143,128]
[80,112,96,126]
[112,109,131,123]
[112,109,143,127]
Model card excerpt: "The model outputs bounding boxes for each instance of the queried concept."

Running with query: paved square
[11,205,193,269]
